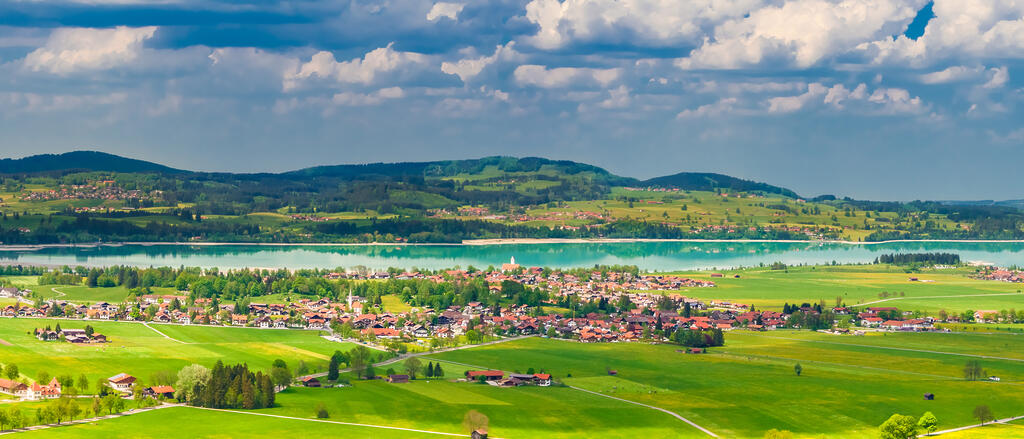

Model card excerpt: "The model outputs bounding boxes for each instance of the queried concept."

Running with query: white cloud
[23,26,157,74]
[983,66,1009,89]
[676,97,739,118]
[427,2,465,21]
[522,0,758,49]
[766,83,829,113]
[764,82,924,114]
[0,91,128,112]
[919,65,984,84]
[860,0,1024,66]
[441,43,520,82]
[332,87,406,106]
[285,43,428,90]
[597,85,631,108]
[513,64,622,88]
[147,94,182,116]
[678,0,924,69]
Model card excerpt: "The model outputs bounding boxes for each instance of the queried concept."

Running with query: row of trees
[181,362,276,410]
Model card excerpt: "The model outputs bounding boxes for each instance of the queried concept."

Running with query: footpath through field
[924,414,1024,437]
[189,406,502,438]
[142,322,188,344]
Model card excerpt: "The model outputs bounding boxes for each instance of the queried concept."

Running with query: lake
[1,241,1023,271]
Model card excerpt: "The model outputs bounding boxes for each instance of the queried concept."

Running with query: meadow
[16,406,445,439]
[0,318,353,389]
[425,334,1024,438]
[665,265,1024,313]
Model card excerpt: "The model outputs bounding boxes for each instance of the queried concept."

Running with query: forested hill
[641,172,799,198]
[0,151,182,174]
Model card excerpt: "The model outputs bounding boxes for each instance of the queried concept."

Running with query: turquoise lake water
[1,241,1023,271]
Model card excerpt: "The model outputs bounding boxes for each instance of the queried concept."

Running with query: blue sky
[0,0,1021,200]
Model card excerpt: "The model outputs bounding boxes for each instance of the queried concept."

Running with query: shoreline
[1,238,1024,251]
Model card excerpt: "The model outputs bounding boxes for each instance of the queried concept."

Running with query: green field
[17,406,444,438]
[0,318,354,388]
[425,334,1024,438]
[666,265,1024,313]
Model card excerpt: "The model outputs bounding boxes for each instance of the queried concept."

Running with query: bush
[315,402,329,419]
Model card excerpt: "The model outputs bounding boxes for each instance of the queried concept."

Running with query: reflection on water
[1,241,1023,271]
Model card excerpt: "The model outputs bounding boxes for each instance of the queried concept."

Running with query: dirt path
[923,414,1024,436]
[567,386,719,437]
[0,403,175,435]
[142,323,188,344]
[189,407,497,437]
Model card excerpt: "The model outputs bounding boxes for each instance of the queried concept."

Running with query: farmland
[0,318,354,387]
[664,265,1024,313]
[425,334,1024,438]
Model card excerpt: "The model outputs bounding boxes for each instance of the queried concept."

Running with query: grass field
[0,318,355,389]
[17,406,446,438]
[424,334,1024,438]
[664,265,1024,313]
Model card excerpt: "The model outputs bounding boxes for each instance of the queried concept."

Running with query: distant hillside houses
[0,377,61,400]
[0,286,29,298]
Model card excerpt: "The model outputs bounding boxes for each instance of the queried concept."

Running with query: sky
[0,0,1021,201]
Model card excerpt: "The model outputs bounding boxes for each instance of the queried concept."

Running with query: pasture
[425,334,1024,438]
[17,406,442,439]
[667,265,1024,313]
[0,318,353,389]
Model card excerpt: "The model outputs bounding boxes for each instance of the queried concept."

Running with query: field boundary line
[142,322,188,344]
[744,333,1024,363]
[924,414,1024,436]
[715,351,959,380]
[188,406,499,437]
[567,385,719,437]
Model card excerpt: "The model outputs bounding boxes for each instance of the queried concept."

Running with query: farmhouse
[144,385,175,399]
[386,374,410,383]
[301,376,321,387]
[466,370,505,381]
[108,373,136,392]
[0,379,28,399]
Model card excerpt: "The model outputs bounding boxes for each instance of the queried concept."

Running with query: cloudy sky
[0,0,1021,200]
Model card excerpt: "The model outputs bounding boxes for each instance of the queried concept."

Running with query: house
[301,376,321,387]
[231,314,249,326]
[108,373,136,392]
[144,385,175,399]
[0,378,28,398]
[28,378,61,400]
[387,374,410,384]
[974,310,1000,322]
[465,370,504,381]
[533,373,552,386]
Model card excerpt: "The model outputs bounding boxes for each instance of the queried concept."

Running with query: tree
[973,405,994,425]
[425,362,435,378]
[91,396,102,416]
[271,366,292,389]
[364,364,376,380]
[0,408,9,430]
[174,364,211,402]
[462,409,489,435]
[963,360,985,381]
[316,402,329,418]
[77,373,89,394]
[466,330,482,344]
[327,355,341,381]
[879,414,919,439]
[917,412,938,434]
[4,364,18,380]
[404,357,422,379]
[6,406,23,429]
[793,363,802,376]
[348,346,371,378]
[434,363,444,378]
[36,370,51,386]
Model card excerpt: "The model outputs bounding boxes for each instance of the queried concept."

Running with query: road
[860,292,1023,307]
[923,414,1024,437]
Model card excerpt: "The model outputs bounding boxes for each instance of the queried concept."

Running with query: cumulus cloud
[764,82,924,114]
[522,0,757,49]
[860,0,1024,66]
[441,43,520,83]
[332,87,406,106]
[982,66,1009,89]
[679,0,924,69]
[676,97,739,118]
[427,2,465,21]
[23,26,157,74]
[285,43,429,90]
[513,64,621,88]
[919,65,984,84]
